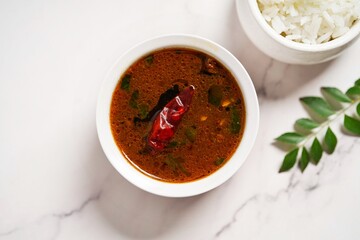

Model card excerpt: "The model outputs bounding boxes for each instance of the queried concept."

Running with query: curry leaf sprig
[275,79,360,173]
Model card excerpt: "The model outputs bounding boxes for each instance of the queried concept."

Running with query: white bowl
[96,34,259,197]
[236,0,360,64]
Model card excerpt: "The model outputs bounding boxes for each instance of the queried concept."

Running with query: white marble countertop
[1,0,360,239]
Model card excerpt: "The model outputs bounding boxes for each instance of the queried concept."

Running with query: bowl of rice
[236,0,360,64]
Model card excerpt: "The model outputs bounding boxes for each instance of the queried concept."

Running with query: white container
[236,0,360,64]
[96,34,259,197]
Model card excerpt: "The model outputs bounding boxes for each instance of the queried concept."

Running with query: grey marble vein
[212,114,359,238]
[52,191,102,220]
[214,171,301,238]
[304,138,359,192]
[0,191,102,240]
[302,166,323,193]
[0,228,19,237]
[337,138,359,155]
[256,59,274,99]
[214,195,259,238]
[49,190,102,240]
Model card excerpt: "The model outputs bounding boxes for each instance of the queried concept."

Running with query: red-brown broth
[110,48,246,183]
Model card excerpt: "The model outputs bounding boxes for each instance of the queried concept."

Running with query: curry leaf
[176,157,190,176]
[300,97,335,117]
[310,138,323,165]
[299,148,310,172]
[324,127,337,154]
[357,103,360,117]
[322,87,352,103]
[165,155,177,171]
[346,86,360,99]
[166,141,178,148]
[344,115,360,135]
[295,118,319,130]
[165,155,190,176]
[208,85,223,107]
[121,74,131,91]
[129,90,139,109]
[355,79,360,86]
[275,132,305,145]
[230,107,241,134]
[279,148,298,173]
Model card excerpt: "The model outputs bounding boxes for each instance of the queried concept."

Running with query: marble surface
[1,0,360,239]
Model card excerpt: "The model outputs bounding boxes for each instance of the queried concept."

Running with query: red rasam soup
[110,48,246,183]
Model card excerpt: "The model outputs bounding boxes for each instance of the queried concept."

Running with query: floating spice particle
[219,119,226,126]
[200,116,208,121]
[201,57,218,75]
[221,99,231,107]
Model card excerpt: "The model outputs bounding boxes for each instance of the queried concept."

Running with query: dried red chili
[148,86,195,151]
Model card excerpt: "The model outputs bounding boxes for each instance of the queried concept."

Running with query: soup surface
[110,48,245,183]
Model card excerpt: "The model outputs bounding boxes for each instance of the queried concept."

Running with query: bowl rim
[96,34,259,197]
[249,0,360,52]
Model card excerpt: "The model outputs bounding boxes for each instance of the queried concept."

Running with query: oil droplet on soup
[110,48,246,183]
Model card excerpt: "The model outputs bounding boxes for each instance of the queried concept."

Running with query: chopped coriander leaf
[185,126,196,142]
[214,157,225,166]
[121,74,131,91]
[138,104,149,119]
[145,55,154,65]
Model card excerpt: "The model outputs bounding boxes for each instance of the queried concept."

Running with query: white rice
[257,0,360,44]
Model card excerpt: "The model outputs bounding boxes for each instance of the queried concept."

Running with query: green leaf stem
[276,79,360,173]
